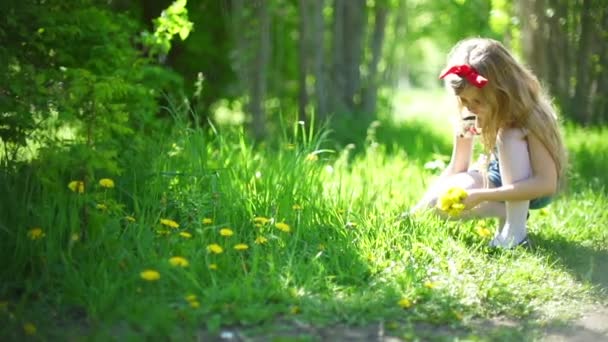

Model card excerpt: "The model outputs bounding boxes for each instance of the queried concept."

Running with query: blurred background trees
[1,0,607,169]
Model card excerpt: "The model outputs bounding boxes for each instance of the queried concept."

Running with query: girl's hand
[462,189,485,210]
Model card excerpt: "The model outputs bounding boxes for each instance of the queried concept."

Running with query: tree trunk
[330,0,366,115]
[362,0,388,116]
[572,0,593,124]
[298,0,310,122]
[311,0,327,122]
[249,0,271,139]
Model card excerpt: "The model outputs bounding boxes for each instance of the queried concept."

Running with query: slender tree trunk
[362,0,388,116]
[342,0,366,112]
[311,0,327,122]
[330,0,346,114]
[572,0,593,124]
[330,0,367,115]
[298,0,310,122]
[249,0,271,139]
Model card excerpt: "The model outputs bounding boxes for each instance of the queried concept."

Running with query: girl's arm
[468,133,557,203]
[411,134,475,212]
[445,134,475,175]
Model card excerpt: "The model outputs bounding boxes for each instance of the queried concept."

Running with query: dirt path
[198,304,608,341]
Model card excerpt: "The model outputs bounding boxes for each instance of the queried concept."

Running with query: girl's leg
[493,128,531,248]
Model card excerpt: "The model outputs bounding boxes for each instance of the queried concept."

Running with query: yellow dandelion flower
[220,228,234,237]
[292,204,302,210]
[140,269,160,281]
[207,244,223,254]
[202,218,213,225]
[209,263,218,270]
[179,231,192,239]
[475,226,492,238]
[99,178,115,188]
[254,236,268,244]
[27,228,45,240]
[234,243,249,251]
[125,216,136,222]
[398,298,412,309]
[275,222,291,233]
[96,203,107,210]
[160,218,179,229]
[169,256,189,267]
[68,180,85,193]
[305,153,318,162]
[23,322,37,335]
[437,187,468,216]
[424,281,437,289]
[253,216,270,225]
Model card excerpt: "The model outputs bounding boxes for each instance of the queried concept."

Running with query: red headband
[439,64,488,88]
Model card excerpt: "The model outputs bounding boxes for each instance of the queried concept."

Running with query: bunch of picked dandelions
[437,187,468,216]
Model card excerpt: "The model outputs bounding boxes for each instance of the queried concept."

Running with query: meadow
[1,90,607,340]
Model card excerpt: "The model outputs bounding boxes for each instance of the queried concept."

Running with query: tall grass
[0,93,606,339]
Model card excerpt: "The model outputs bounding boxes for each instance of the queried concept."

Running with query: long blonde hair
[443,37,567,189]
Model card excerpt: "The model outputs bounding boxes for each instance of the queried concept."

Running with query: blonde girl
[413,37,567,249]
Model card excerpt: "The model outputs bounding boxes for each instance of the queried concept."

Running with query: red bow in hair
[439,64,488,88]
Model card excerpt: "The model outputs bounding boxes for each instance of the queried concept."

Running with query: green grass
[1,90,607,340]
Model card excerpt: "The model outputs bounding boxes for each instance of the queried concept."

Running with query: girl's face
[458,85,490,122]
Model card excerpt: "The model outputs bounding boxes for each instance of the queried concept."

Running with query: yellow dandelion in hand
[220,228,234,237]
[475,225,492,238]
[23,322,37,335]
[207,244,223,254]
[27,228,45,240]
[160,218,179,229]
[140,269,160,281]
[275,222,291,233]
[437,187,468,216]
[254,236,268,244]
[209,263,218,270]
[99,178,115,188]
[234,243,249,251]
[202,218,213,225]
[68,180,85,193]
[179,231,192,239]
[169,256,189,267]
[253,216,270,225]
[398,298,413,309]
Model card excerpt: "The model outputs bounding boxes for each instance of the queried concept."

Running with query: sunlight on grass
[0,92,606,339]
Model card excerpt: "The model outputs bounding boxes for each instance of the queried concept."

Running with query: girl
[412,37,567,249]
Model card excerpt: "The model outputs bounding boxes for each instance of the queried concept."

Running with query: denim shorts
[487,159,552,210]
